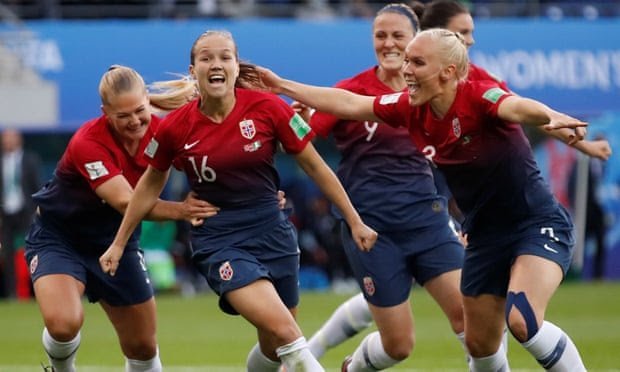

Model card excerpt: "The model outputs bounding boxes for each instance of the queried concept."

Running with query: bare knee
[121,335,158,360]
[381,331,414,361]
[44,312,83,342]
[262,320,302,347]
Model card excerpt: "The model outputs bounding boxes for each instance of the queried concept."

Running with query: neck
[199,94,236,123]
[429,80,458,119]
[377,67,406,91]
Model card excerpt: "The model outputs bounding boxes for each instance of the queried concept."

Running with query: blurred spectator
[0,128,41,299]
[568,136,609,280]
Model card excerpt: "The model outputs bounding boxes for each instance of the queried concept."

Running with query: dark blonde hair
[98,65,146,106]
[418,28,469,81]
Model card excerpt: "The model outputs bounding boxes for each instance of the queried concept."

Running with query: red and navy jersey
[311,67,438,230]
[373,80,557,238]
[33,115,160,250]
[146,88,315,209]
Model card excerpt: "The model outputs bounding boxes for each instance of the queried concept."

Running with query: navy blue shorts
[192,217,300,315]
[25,217,153,306]
[342,220,464,307]
[461,207,575,297]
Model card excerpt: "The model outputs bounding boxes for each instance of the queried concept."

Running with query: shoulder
[335,67,377,91]
[70,116,110,149]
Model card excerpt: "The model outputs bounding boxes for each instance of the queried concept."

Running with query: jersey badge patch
[379,93,402,105]
[144,138,159,158]
[452,117,461,138]
[244,140,262,152]
[85,161,109,180]
[289,113,311,140]
[363,276,375,296]
[482,87,507,104]
[239,119,256,140]
[219,261,234,281]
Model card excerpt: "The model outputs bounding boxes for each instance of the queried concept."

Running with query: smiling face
[402,34,444,106]
[102,88,151,143]
[189,32,240,100]
[373,12,416,74]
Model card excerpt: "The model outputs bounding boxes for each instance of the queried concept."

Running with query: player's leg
[423,269,470,359]
[34,274,85,372]
[227,279,323,371]
[463,294,509,371]
[27,223,86,372]
[340,228,415,371]
[460,239,511,371]
[508,255,585,371]
[508,211,586,371]
[101,298,161,371]
[413,223,469,364]
[307,292,372,359]
[344,300,413,371]
[95,248,160,371]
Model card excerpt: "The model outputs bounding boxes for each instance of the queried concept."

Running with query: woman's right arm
[99,165,169,276]
[257,66,379,123]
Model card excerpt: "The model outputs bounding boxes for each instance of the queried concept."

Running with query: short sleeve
[272,97,316,154]
[373,92,410,128]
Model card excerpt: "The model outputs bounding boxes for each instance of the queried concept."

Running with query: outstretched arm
[497,96,587,145]
[294,143,377,252]
[257,66,380,123]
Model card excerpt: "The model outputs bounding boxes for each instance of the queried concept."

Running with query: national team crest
[452,118,461,138]
[219,261,234,281]
[30,255,38,275]
[363,276,375,296]
[239,119,256,140]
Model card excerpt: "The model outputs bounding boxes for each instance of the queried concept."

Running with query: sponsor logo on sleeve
[482,87,508,104]
[84,161,109,180]
[144,138,159,158]
[289,113,311,140]
[239,119,256,140]
[379,93,402,105]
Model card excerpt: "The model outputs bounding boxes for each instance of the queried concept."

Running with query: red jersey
[146,88,315,208]
[33,114,160,248]
[373,80,557,235]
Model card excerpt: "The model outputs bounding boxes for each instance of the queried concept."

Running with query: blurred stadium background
[0,0,619,370]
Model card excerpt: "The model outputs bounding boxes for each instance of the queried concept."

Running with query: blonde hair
[98,65,146,106]
[149,75,198,112]
[418,28,469,81]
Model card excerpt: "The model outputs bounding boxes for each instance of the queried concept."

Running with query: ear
[100,104,107,115]
[440,64,457,82]
[189,64,196,79]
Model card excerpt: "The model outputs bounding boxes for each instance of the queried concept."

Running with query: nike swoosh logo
[184,140,200,150]
[543,244,558,254]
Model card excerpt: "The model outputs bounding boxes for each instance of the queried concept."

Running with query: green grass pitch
[0,281,618,371]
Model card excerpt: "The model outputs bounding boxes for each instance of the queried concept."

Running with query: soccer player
[26,65,218,372]
[100,30,377,372]
[306,1,502,363]
[298,4,467,371]
[256,28,612,371]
